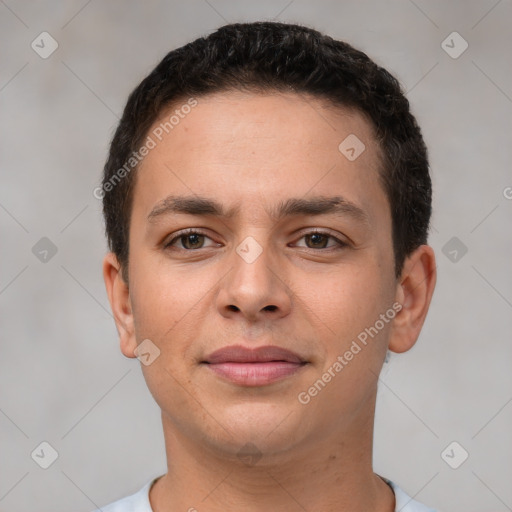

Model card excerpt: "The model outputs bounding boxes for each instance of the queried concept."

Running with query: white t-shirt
[93,475,438,511]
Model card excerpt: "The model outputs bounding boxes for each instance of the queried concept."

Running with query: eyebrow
[147,194,370,225]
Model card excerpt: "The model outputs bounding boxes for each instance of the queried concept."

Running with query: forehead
[133,90,387,226]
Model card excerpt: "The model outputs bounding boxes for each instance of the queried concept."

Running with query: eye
[163,229,347,252]
[294,230,347,250]
[164,229,217,250]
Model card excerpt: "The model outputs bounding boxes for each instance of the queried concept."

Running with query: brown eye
[180,233,205,249]
[164,230,216,250]
[295,230,347,250]
[305,232,329,248]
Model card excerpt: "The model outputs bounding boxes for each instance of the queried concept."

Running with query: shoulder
[382,477,439,512]
[91,475,439,512]
[90,477,160,512]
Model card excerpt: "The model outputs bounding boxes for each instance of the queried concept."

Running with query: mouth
[201,345,309,387]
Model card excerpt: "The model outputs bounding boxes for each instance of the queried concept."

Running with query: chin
[211,401,303,451]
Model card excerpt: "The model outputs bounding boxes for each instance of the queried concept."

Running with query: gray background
[1,1,511,511]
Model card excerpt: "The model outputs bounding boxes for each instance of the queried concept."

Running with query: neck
[149,393,395,512]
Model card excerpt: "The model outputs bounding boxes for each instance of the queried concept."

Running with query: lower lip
[204,362,306,386]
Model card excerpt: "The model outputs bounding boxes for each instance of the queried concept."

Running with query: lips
[202,345,308,386]
[204,345,305,364]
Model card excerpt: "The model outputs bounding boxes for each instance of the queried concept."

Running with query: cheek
[132,247,210,314]
[130,265,209,406]
[298,273,393,426]
[302,263,394,407]
[129,257,222,367]
[303,265,389,345]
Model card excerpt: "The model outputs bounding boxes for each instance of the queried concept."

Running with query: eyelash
[164,228,348,251]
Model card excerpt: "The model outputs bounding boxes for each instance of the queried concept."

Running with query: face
[107,91,409,461]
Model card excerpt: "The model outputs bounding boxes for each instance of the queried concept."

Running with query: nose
[215,237,292,323]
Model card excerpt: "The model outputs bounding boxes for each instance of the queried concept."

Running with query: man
[97,21,437,511]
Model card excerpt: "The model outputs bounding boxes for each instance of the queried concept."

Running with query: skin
[103,90,436,512]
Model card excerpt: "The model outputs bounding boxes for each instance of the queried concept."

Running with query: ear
[102,252,137,358]
[388,245,437,353]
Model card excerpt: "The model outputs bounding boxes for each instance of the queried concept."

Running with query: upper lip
[203,345,306,364]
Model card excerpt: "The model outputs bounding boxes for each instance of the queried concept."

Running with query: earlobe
[102,253,138,358]
[388,245,437,354]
